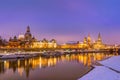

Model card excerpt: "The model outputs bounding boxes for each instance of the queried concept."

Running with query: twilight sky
[0,0,120,44]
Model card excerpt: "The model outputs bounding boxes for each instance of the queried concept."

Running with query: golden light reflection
[18,67,24,76]
[4,61,9,69]
[0,52,117,77]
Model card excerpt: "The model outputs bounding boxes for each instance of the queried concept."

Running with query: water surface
[0,53,117,80]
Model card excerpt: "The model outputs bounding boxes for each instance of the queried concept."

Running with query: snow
[0,54,32,59]
[99,56,120,72]
[78,56,120,80]
[1,54,18,59]
[78,66,120,80]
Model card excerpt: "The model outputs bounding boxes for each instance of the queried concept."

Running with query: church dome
[18,35,24,40]
[24,26,32,41]
[25,32,32,37]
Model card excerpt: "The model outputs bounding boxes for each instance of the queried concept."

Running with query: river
[0,52,117,80]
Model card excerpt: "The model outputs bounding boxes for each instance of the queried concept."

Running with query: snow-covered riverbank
[99,56,120,72]
[0,52,41,60]
[78,56,120,80]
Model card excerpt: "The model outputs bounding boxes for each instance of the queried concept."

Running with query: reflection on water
[0,52,117,80]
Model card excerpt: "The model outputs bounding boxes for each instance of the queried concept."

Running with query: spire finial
[27,25,30,32]
[98,32,101,41]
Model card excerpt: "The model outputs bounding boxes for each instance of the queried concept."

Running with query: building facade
[7,26,105,49]
[7,26,57,49]
[93,33,105,49]
[60,33,105,49]
[8,26,36,48]
[31,38,57,48]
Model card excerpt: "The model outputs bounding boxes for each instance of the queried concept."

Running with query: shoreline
[78,56,110,79]
[0,48,117,54]
[78,55,120,80]
[0,52,118,80]
[0,51,116,60]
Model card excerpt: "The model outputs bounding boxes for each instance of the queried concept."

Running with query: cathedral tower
[25,26,32,41]
[87,34,91,44]
[87,34,92,48]
[98,33,102,43]
[84,37,87,44]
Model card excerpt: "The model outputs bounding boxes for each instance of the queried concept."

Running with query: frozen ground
[99,56,120,72]
[78,56,120,80]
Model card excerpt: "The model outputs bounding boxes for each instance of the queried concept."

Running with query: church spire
[27,25,30,32]
[98,33,101,41]
[25,25,32,41]
[84,37,87,44]
[87,33,92,48]
[87,33,91,43]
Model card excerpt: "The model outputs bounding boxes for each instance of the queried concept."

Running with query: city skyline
[0,26,109,45]
[0,0,120,44]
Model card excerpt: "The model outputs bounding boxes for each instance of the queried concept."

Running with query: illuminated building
[83,37,89,48]
[7,26,57,48]
[60,34,92,49]
[60,41,78,48]
[24,26,32,41]
[87,34,92,48]
[77,41,83,49]
[31,38,57,48]
[8,26,36,48]
[18,35,25,41]
[7,26,107,49]
[60,33,105,49]
[0,36,7,47]
[78,37,89,49]
[8,36,20,48]
[93,33,105,49]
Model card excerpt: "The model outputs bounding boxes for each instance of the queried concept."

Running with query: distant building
[60,33,105,49]
[7,26,58,49]
[31,38,57,48]
[8,36,20,48]
[7,26,106,49]
[8,26,36,48]
[93,33,105,49]
[24,26,32,41]
[0,36,7,47]
[18,35,25,41]
[87,34,92,48]
[60,41,78,48]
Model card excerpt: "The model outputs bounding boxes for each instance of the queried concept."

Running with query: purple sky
[0,0,120,44]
